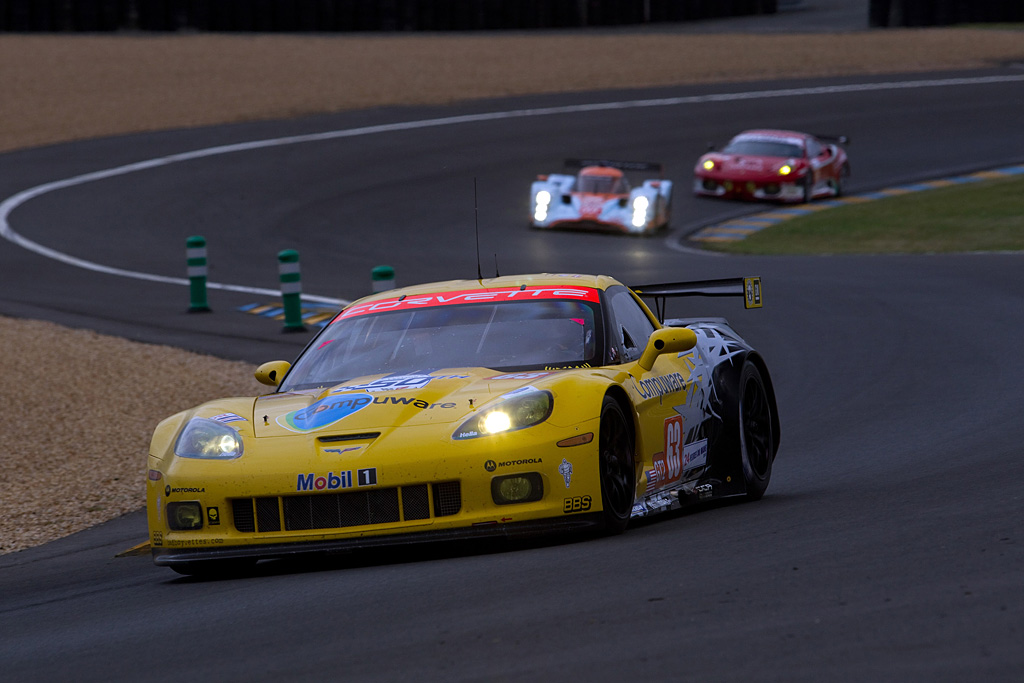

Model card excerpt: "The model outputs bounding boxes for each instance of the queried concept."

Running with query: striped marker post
[371,265,395,293]
[277,249,306,333]
[186,235,211,312]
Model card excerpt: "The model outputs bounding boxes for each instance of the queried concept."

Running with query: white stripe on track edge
[3,73,1022,301]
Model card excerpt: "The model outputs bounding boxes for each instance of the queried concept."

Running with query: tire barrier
[869,0,1023,27]
[1,0,780,32]
[277,249,306,333]
[185,235,211,313]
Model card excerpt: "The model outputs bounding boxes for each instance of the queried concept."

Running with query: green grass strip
[705,175,1024,255]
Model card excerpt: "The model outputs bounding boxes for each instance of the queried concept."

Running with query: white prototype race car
[530,159,673,235]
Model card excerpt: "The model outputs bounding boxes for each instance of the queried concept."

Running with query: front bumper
[693,176,805,202]
[152,513,603,567]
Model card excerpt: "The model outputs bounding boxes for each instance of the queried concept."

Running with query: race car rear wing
[630,276,762,322]
[564,159,664,174]
[815,134,850,146]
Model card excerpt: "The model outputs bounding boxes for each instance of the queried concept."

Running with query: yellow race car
[147,273,779,575]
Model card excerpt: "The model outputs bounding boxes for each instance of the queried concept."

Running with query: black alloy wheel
[598,396,636,534]
[738,362,774,501]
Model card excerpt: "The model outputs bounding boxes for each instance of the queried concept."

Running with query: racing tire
[835,162,851,197]
[800,175,813,204]
[598,396,636,534]
[738,362,774,501]
[169,558,257,577]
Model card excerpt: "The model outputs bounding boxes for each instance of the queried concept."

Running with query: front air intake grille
[284,488,401,530]
[402,484,430,521]
[232,499,256,533]
[231,481,461,533]
[433,481,461,517]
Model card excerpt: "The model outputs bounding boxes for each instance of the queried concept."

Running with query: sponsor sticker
[633,372,687,400]
[335,374,468,393]
[278,392,373,433]
[487,372,553,381]
[211,412,246,425]
[297,471,353,492]
[336,286,600,320]
[558,458,573,488]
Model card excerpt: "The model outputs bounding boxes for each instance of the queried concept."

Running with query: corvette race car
[147,273,779,575]
[530,159,672,234]
[694,129,850,203]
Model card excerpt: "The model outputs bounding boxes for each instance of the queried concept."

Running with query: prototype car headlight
[174,417,244,460]
[631,195,650,228]
[453,390,553,440]
[534,190,552,221]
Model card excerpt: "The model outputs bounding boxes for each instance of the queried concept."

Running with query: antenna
[474,178,482,280]
[494,254,500,278]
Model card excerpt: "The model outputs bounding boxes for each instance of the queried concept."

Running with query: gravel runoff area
[2,27,1023,554]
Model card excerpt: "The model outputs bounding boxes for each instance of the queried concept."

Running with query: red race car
[694,129,850,203]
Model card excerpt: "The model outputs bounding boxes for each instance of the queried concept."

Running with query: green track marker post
[186,235,211,312]
[371,265,395,293]
[277,249,306,333]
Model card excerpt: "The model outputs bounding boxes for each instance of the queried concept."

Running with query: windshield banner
[335,286,601,321]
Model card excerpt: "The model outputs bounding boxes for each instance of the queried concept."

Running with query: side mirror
[255,360,291,387]
[636,327,697,371]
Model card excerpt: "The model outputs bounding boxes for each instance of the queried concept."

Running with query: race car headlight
[702,159,716,171]
[174,417,244,460]
[534,190,551,221]
[778,164,793,176]
[453,390,553,440]
[631,195,650,227]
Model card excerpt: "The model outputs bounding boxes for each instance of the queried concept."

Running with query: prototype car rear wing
[564,159,664,174]
[630,277,762,322]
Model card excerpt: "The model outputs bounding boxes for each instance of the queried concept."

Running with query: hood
[251,369,562,438]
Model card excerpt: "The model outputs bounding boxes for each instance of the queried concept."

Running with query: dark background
[2,0,1021,32]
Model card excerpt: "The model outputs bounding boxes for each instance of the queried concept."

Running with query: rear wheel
[598,397,635,534]
[738,362,774,501]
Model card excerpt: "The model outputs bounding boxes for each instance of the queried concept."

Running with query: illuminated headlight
[778,164,793,176]
[492,473,544,505]
[702,159,715,171]
[174,417,244,460]
[534,189,552,222]
[167,502,203,530]
[631,195,650,228]
[453,390,553,440]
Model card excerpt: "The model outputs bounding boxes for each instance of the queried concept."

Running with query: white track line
[3,73,1022,302]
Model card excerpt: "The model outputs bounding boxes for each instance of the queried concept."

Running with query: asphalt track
[2,66,1024,681]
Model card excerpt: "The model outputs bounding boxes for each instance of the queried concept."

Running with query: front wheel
[800,175,814,204]
[738,362,775,501]
[598,397,636,534]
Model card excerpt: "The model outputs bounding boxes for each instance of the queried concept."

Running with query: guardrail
[870,0,1023,27]
[2,0,779,32]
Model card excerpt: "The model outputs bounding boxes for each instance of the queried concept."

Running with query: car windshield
[281,299,602,390]
[577,174,626,194]
[722,139,804,158]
